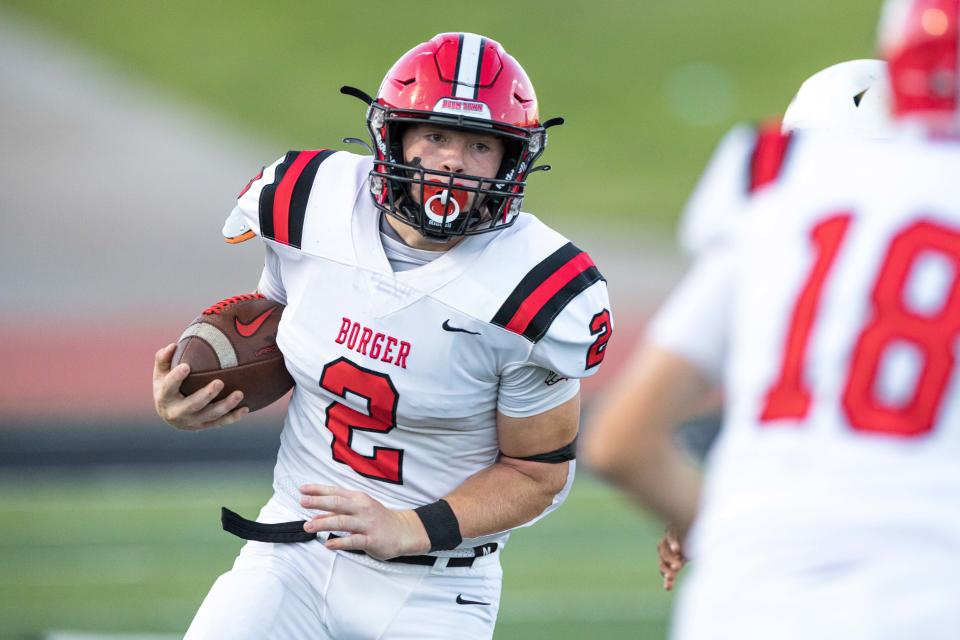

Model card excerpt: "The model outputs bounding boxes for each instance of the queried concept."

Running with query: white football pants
[185,499,502,640]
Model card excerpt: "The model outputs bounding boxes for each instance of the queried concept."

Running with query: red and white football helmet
[344,33,560,238]
[879,0,959,130]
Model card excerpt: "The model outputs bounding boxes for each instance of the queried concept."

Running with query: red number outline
[320,357,404,484]
[841,220,960,437]
[586,309,612,369]
[761,214,852,422]
[760,214,960,438]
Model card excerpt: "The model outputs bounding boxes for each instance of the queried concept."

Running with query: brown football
[171,293,293,412]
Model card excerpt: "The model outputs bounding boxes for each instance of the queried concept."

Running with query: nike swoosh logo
[456,594,490,606]
[234,307,277,338]
[442,320,480,335]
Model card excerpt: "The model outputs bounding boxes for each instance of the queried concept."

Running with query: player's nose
[440,142,467,174]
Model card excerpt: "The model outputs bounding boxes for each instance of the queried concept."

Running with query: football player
[152,33,611,639]
[654,57,897,592]
[585,0,959,637]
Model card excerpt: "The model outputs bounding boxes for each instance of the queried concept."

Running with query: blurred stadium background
[0,1,880,637]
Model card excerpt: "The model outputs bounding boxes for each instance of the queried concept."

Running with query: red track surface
[1,319,644,423]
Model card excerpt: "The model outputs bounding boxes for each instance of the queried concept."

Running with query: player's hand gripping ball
[172,293,293,412]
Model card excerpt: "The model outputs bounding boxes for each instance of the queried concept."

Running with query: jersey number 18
[760,213,960,437]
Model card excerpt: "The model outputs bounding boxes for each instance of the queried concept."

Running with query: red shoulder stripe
[506,252,596,335]
[273,150,324,245]
[749,121,794,193]
[492,242,604,342]
[258,149,335,248]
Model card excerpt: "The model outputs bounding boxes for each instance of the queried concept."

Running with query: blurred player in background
[653,57,896,591]
[152,33,611,639]
[679,58,894,260]
[585,0,959,637]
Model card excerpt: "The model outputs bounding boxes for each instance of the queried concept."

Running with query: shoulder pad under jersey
[678,121,795,257]
[223,149,338,247]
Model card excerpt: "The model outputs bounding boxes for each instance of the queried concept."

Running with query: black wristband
[414,499,463,552]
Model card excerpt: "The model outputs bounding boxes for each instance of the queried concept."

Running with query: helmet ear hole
[496,140,524,181]
[389,122,408,163]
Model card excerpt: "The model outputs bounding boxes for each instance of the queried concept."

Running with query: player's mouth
[422,182,470,223]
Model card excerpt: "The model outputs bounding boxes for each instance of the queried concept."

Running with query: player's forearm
[441,457,569,539]
[621,442,701,536]
[585,405,701,534]
[584,344,709,535]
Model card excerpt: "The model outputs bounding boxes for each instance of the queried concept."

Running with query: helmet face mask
[362,33,552,238]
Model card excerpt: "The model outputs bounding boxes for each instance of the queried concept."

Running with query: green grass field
[0,467,672,639]
[2,0,882,228]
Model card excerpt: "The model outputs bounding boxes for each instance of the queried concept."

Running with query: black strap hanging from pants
[220,507,497,568]
[221,507,316,543]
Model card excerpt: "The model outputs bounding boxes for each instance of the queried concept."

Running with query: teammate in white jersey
[651,60,893,591]
[653,57,898,591]
[152,33,611,639]
[585,1,959,637]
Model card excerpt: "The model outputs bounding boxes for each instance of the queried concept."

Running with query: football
[172,293,293,412]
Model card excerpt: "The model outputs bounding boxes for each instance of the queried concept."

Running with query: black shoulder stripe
[492,242,603,342]
[523,266,603,343]
[258,149,335,248]
[492,242,582,327]
[259,151,299,242]
[288,149,336,249]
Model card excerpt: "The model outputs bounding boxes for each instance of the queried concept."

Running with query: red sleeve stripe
[492,242,604,342]
[749,122,794,193]
[258,149,334,249]
[506,252,596,334]
[273,150,324,246]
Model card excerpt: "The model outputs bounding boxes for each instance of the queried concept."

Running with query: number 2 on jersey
[760,214,960,437]
[320,357,404,484]
[586,309,612,369]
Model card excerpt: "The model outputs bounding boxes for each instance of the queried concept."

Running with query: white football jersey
[224,149,612,552]
[654,128,960,638]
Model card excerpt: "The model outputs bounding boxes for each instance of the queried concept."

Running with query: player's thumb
[154,343,178,376]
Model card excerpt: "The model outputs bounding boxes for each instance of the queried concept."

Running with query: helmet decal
[432,98,492,119]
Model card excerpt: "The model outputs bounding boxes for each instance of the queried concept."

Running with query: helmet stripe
[454,33,485,99]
